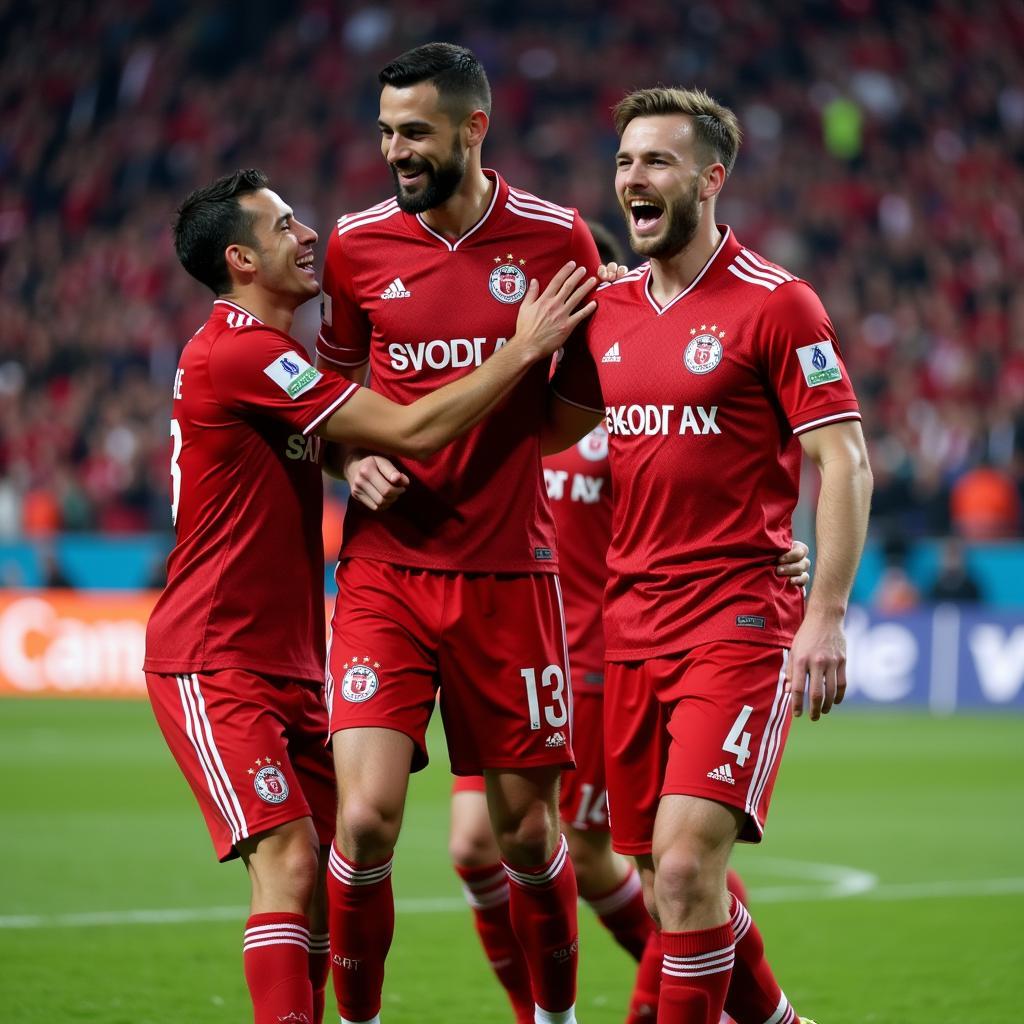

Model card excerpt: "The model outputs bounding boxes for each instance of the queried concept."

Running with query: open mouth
[394,161,429,187]
[629,197,664,232]
[296,252,316,274]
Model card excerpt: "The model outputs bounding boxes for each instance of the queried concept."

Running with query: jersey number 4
[723,704,754,767]
[520,665,569,730]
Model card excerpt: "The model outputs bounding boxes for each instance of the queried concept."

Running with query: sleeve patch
[263,352,322,399]
[795,341,843,387]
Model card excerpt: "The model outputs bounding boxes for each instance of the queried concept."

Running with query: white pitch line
[2,876,1022,931]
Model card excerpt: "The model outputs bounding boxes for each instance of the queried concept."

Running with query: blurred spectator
[928,538,984,604]
[0,0,1022,540]
[950,464,1022,539]
[872,531,922,613]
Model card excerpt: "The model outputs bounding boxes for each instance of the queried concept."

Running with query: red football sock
[658,922,734,1024]
[587,866,655,960]
[724,895,795,1024]
[455,862,534,1024]
[308,930,330,1023]
[504,834,579,1018]
[242,912,314,1024]
[627,928,663,1023]
[327,844,394,1023]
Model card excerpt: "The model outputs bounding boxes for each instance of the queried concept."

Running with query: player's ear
[699,162,726,202]
[463,108,489,149]
[225,243,257,277]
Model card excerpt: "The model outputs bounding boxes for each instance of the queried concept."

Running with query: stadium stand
[1,0,1022,546]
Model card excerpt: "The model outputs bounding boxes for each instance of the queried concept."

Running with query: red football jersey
[145,299,360,681]
[543,425,611,689]
[317,171,600,574]
[553,228,861,660]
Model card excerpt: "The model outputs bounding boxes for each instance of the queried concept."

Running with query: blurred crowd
[1,0,1023,541]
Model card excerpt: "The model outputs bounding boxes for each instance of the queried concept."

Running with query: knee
[654,845,721,914]
[247,826,320,909]
[494,802,557,866]
[336,797,401,861]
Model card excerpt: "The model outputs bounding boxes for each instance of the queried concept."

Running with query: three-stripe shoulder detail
[505,187,574,230]
[336,199,401,237]
[726,248,797,292]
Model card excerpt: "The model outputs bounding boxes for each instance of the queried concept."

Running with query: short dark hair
[612,88,742,176]
[378,42,491,121]
[173,168,268,294]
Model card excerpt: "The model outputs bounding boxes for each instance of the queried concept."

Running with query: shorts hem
[214,807,317,863]
[453,756,575,776]
[660,782,766,843]
[610,837,653,857]
[329,721,429,771]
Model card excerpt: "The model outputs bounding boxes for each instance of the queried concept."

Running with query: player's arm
[787,420,873,720]
[314,262,597,460]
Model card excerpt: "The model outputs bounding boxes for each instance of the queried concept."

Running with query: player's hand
[596,262,629,283]
[775,540,810,588]
[785,612,847,720]
[513,261,597,360]
[344,453,409,511]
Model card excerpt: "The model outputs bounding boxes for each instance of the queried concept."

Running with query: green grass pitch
[1,699,1021,1023]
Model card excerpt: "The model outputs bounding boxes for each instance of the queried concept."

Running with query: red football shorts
[450,690,606,831]
[146,669,335,862]
[604,642,793,855]
[327,559,574,775]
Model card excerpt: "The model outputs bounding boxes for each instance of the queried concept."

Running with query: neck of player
[648,214,722,307]
[420,165,494,241]
[221,287,297,335]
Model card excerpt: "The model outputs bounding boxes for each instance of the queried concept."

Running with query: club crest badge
[684,325,725,375]
[251,759,290,804]
[489,253,528,304]
[341,659,380,703]
[577,424,609,462]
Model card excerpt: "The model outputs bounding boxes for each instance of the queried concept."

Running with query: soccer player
[444,224,811,1024]
[314,42,608,1024]
[547,88,873,1024]
[143,167,596,1024]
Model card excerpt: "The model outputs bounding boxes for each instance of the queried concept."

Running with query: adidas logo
[601,342,621,363]
[545,731,566,748]
[381,277,411,300]
[706,763,736,785]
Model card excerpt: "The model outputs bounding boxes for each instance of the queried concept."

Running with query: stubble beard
[391,139,466,214]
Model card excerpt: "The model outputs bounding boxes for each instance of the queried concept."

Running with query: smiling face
[236,188,320,304]
[615,114,709,260]
[378,82,468,213]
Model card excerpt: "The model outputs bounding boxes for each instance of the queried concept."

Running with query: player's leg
[287,680,342,1024]
[487,766,580,1024]
[324,558,441,1024]
[308,847,331,1024]
[329,727,414,1024]
[561,690,654,965]
[450,777,533,1024]
[442,572,580,1023]
[652,794,741,1024]
[628,855,664,1024]
[652,644,798,1024]
[146,669,325,1024]
[238,818,321,1024]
